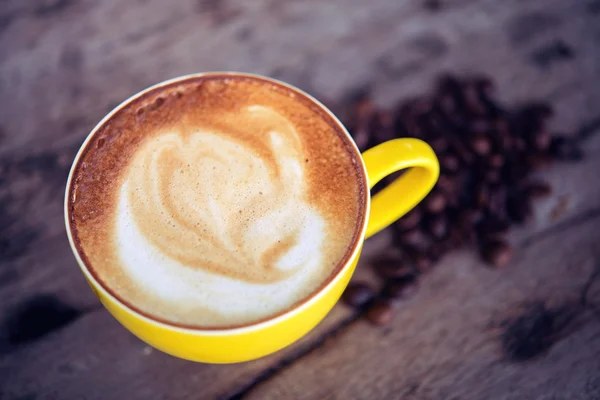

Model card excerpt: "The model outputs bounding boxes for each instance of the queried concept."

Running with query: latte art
[68,75,365,328]
[117,106,328,320]
[123,106,322,282]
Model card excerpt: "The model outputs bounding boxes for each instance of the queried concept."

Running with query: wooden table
[1,0,600,399]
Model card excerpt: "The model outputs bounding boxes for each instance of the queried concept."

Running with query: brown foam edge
[64,72,369,333]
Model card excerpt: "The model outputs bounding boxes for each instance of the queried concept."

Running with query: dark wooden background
[1,0,600,399]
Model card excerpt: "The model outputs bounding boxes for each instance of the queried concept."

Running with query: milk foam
[115,105,329,325]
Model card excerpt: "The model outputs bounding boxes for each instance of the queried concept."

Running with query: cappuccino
[68,74,366,328]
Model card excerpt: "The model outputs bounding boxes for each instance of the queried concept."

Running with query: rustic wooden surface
[1,0,600,399]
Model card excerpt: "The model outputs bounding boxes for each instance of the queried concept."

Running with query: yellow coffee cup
[65,72,439,364]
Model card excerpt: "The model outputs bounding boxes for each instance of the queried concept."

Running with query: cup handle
[362,138,439,239]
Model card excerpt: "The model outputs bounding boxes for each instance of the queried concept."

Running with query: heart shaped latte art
[115,105,327,319]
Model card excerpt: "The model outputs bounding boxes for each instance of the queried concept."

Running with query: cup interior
[64,72,371,333]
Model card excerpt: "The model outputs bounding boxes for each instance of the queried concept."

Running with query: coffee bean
[404,245,433,273]
[480,239,513,267]
[498,130,514,152]
[522,103,554,120]
[446,133,474,164]
[352,97,375,120]
[351,126,371,151]
[448,224,472,246]
[478,215,510,238]
[398,112,425,138]
[488,153,505,168]
[469,118,491,134]
[503,160,529,185]
[430,136,450,153]
[420,116,444,141]
[397,228,429,248]
[440,153,460,173]
[382,275,419,300]
[436,74,463,99]
[488,186,508,218]
[438,94,457,115]
[414,254,433,273]
[342,282,375,308]
[427,242,445,261]
[371,110,396,144]
[395,208,422,231]
[549,136,583,161]
[365,299,394,326]
[374,109,395,129]
[347,97,376,150]
[371,129,395,145]
[463,82,487,116]
[372,256,413,280]
[507,192,532,224]
[455,207,483,225]
[526,153,553,170]
[445,191,460,209]
[484,168,502,184]
[473,183,490,209]
[533,129,551,151]
[397,99,432,138]
[471,135,491,155]
[475,76,495,100]
[494,118,510,133]
[514,137,527,152]
[408,98,434,115]
[424,190,447,213]
[525,181,552,199]
[515,107,545,135]
[425,214,448,239]
[436,174,457,194]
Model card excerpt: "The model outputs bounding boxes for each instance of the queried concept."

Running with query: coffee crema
[68,74,366,328]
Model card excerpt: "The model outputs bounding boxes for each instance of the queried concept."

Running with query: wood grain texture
[1,0,600,398]
[0,305,357,400]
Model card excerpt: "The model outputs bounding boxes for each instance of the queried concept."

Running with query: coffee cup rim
[64,71,370,335]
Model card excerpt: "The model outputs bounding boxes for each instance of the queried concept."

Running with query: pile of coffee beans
[341,73,583,326]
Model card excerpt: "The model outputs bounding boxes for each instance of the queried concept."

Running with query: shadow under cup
[64,72,439,363]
